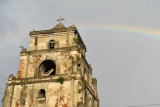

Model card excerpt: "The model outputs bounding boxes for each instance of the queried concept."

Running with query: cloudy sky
[1,0,160,107]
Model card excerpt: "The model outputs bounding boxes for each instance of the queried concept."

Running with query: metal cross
[57,16,65,24]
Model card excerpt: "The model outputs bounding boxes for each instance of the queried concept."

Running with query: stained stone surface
[2,23,99,107]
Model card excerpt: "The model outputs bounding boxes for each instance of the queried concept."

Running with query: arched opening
[49,40,55,49]
[39,60,56,76]
[38,89,45,98]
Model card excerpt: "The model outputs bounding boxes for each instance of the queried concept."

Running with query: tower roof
[51,23,66,30]
[29,24,77,35]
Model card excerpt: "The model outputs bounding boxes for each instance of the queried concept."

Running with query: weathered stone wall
[3,72,99,107]
[3,25,99,107]
[10,81,73,107]
[19,50,80,78]
[29,31,75,51]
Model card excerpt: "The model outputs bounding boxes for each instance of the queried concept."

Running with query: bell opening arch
[38,60,56,77]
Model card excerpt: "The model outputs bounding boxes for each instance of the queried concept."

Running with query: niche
[77,64,81,67]
[38,89,46,98]
[37,89,46,104]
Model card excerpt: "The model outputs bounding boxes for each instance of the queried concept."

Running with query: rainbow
[78,24,160,39]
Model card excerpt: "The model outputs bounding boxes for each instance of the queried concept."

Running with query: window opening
[38,89,45,98]
[49,40,55,49]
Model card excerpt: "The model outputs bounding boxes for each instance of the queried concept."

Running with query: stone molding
[7,73,98,100]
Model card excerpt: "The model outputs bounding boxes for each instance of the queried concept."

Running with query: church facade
[3,20,99,107]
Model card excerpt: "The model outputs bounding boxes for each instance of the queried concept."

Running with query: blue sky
[1,0,160,107]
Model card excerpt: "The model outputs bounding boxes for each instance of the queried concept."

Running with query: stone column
[92,78,97,96]
[70,79,74,107]
[18,49,27,78]
[89,68,92,87]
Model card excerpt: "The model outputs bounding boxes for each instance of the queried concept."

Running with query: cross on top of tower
[57,16,65,24]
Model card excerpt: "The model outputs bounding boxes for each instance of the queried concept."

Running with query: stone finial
[71,25,75,27]
[8,74,14,81]
[22,48,26,52]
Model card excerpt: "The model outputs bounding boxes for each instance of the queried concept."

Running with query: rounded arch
[38,89,46,98]
[39,60,56,77]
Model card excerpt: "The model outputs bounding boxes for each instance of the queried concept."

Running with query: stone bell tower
[2,18,99,107]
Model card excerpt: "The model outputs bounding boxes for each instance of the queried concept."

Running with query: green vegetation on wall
[57,77,65,84]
